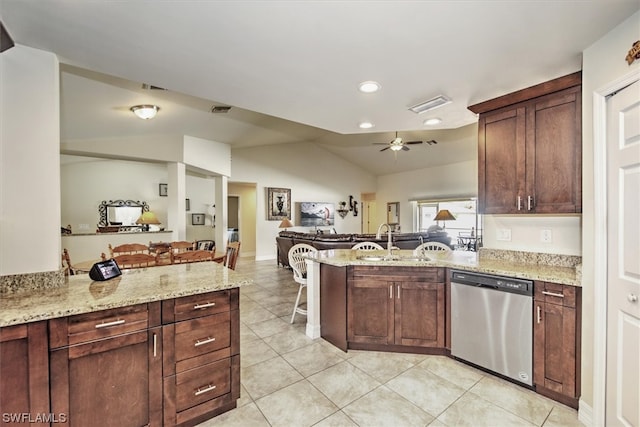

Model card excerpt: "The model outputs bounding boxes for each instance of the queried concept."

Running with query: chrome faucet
[376,223,397,260]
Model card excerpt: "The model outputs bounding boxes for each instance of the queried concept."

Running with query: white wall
[1,45,61,275]
[231,142,376,260]
[581,9,640,413]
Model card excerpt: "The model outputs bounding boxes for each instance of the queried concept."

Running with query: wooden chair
[288,243,318,323]
[194,240,215,251]
[109,243,150,258]
[111,253,157,269]
[171,249,216,264]
[352,241,384,250]
[170,241,194,253]
[216,241,240,270]
[62,248,75,276]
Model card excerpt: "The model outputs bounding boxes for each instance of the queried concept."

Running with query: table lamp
[136,211,161,231]
[434,209,456,230]
[278,218,294,231]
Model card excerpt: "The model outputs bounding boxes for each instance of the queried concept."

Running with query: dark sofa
[276,230,452,267]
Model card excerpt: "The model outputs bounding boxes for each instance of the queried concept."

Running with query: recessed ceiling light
[359,121,375,129]
[424,118,442,126]
[358,81,381,93]
[409,95,451,114]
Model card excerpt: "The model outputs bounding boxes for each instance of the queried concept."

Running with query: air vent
[408,95,451,114]
[141,83,167,91]
[211,106,232,114]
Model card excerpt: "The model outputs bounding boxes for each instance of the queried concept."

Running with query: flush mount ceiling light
[409,95,451,114]
[358,81,381,93]
[424,117,442,126]
[359,121,375,129]
[130,104,160,120]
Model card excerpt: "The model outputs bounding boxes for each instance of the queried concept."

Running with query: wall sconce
[130,104,160,120]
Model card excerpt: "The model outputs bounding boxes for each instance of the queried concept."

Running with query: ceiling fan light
[409,95,451,114]
[130,104,160,120]
[358,81,381,93]
[390,144,403,151]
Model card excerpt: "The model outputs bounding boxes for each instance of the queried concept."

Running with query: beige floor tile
[308,361,381,408]
[386,364,467,417]
[236,384,253,408]
[342,385,434,426]
[469,376,554,425]
[437,392,536,427]
[347,350,421,382]
[196,402,270,427]
[543,404,581,427]
[241,356,303,399]
[240,322,261,344]
[247,316,291,338]
[267,301,296,317]
[262,327,316,354]
[256,380,338,427]
[240,338,278,367]
[313,410,359,427]
[240,304,278,324]
[283,340,348,377]
[419,355,485,390]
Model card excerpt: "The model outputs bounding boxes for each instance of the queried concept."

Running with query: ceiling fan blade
[425,140,438,145]
[380,146,390,152]
[402,146,410,151]
[372,142,389,145]
[405,141,423,145]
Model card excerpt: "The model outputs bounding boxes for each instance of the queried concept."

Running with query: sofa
[276,230,452,268]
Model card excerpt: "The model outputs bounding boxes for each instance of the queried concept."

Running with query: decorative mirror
[387,202,399,224]
[98,200,149,227]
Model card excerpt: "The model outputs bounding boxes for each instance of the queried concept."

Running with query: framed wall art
[300,202,335,226]
[191,213,205,225]
[159,183,168,197]
[267,187,291,220]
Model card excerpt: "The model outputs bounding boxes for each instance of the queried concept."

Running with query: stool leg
[291,284,304,324]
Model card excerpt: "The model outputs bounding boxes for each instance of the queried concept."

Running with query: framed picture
[300,202,335,226]
[185,198,190,211]
[267,187,291,220]
[159,183,168,197]
[191,213,205,225]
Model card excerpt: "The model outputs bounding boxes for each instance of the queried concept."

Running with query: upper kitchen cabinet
[469,72,582,214]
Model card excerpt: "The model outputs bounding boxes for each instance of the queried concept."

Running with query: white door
[362,201,377,234]
[606,79,640,427]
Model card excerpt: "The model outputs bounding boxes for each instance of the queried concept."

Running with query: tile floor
[198,259,583,427]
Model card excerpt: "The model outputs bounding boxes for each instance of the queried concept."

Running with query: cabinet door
[527,87,582,213]
[0,322,50,427]
[347,279,394,345]
[478,106,526,213]
[395,282,445,347]
[50,328,162,427]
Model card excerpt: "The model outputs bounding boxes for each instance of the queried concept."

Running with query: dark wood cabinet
[49,303,163,427]
[347,266,445,350]
[533,281,581,409]
[472,72,582,214]
[0,322,50,427]
[320,263,348,351]
[162,288,240,427]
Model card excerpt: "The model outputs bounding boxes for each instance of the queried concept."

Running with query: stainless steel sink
[356,255,431,262]
[356,255,388,261]
[399,256,432,262]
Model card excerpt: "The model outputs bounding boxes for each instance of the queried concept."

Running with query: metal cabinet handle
[95,319,125,329]
[194,384,216,396]
[396,285,400,299]
[194,302,216,309]
[542,291,564,298]
[153,333,157,357]
[528,196,534,211]
[517,196,522,211]
[389,285,393,299]
[628,294,638,303]
[536,306,542,324]
[195,337,216,347]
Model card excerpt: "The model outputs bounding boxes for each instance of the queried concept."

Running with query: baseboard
[578,398,592,426]
[255,255,276,261]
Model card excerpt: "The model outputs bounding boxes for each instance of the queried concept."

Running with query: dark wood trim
[348,342,449,356]
[468,71,582,114]
[320,263,348,351]
[535,385,579,409]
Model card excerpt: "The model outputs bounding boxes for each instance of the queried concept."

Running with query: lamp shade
[136,211,161,225]
[434,209,456,222]
[130,104,159,120]
[278,218,294,229]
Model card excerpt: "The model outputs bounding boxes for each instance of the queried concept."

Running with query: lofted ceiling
[1,1,639,176]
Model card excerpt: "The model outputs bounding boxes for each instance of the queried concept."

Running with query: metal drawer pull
[517,196,522,210]
[397,285,400,299]
[536,306,542,324]
[195,384,216,396]
[542,291,564,298]
[95,319,125,329]
[389,285,392,299]
[528,196,534,211]
[153,333,157,357]
[195,337,216,347]
[194,302,216,309]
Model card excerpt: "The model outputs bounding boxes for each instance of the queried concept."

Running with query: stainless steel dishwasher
[450,270,534,386]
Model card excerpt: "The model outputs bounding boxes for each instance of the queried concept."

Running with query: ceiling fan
[373,132,437,152]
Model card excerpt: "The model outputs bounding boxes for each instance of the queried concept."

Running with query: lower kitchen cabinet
[533,281,581,408]
[48,303,163,427]
[0,322,50,427]
[347,266,445,350]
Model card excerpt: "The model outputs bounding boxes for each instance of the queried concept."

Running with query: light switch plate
[541,229,553,243]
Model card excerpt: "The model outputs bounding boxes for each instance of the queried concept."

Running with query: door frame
[592,68,639,427]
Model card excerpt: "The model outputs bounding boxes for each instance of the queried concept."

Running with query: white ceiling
[2,1,639,175]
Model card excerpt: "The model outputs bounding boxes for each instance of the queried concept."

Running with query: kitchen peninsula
[0,262,252,426]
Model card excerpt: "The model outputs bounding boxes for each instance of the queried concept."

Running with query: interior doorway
[228,195,239,242]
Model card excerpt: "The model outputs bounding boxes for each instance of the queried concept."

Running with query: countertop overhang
[307,249,581,287]
[0,262,253,327]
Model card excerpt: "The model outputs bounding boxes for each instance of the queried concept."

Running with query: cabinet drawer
[175,312,231,362]
[50,304,150,348]
[168,290,232,323]
[534,282,577,308]
[175,358,231,412]
[351,266,444,283]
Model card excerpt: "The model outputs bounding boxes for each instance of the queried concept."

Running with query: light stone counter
[0,262,253,327]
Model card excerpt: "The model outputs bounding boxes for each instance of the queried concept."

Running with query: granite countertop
[307,249,581,287]
[0,262,253,327]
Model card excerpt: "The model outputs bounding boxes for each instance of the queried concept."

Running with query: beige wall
[581,10,640,413]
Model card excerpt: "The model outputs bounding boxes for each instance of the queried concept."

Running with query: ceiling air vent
[408,95,452,114]
[141,83,167,91]
[211,106,232,114]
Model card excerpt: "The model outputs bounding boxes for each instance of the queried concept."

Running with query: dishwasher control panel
[451,270,533,296]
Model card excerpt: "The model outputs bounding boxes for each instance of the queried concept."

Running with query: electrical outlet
[541,229,553,243]
[497,228,512,241]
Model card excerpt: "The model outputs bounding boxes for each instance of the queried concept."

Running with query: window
[416,198,482,250]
